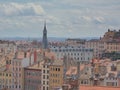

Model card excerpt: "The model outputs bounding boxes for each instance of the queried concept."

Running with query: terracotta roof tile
[80,86,120,90]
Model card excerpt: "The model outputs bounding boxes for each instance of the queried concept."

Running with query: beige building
[49,60,63,90]
[85,39,100,58]
[0,69,12,90]
[116,61,120,71]
[41,49,56,90]
[105,42,120,53]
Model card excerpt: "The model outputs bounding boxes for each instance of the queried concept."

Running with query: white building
[41,63,50,90]
[104,77,118,87]
[50,45,93,64]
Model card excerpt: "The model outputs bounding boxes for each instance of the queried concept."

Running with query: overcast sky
[0,0,120,38]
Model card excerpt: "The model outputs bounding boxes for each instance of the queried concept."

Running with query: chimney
[29,52,32,66]
[24,52,27,58]
[34,51,37,63]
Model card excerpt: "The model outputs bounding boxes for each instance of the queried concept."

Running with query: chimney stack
[34,51,37,63]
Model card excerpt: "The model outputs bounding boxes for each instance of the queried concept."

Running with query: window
[88,57,89,60]
[116,82,117,86]
[43,81,45,84]
[47,70,49,73]
[47,75,49,79]
[16,85,17,88]
[58,68,60,71]
[43,65,45,68]
[47,87,49,90]
[19,85,21,88]
[6,74,8,76]
[55,49,57,52]
[19,68,21,71]
[12,85,14,88]
[43,86,45,90]
[43,75,45,79]
[69,49,71,52]
[19,73,21,77]
[47,81,49,85]
[43,70,45,73]
[81,58,82,60]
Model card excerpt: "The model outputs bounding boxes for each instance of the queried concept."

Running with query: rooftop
[80,86,120,90]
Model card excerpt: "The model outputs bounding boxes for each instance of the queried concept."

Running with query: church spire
[44,20,46,31]
[42,21,48,49]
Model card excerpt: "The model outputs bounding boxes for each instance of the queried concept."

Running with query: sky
[0,0,120,38]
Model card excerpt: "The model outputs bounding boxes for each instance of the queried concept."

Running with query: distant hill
[0,37,99,42]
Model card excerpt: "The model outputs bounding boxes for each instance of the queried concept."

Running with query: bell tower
[42,21,48,49]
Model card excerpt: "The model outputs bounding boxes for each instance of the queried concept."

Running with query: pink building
[24,67,42,90]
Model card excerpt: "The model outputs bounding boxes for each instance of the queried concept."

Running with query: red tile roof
[80,86,120,90]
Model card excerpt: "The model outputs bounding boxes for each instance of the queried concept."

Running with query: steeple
[44,20,47,31]
[42,21,48,49]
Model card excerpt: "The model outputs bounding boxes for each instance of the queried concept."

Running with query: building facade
[49,60,63,90]
[24,68,42,90]
[50,46,93,64]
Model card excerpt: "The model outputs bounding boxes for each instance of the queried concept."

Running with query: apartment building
[50,45,93,64]
[0,70,12,90]
[0,52,14,90]
[65,38,85,46]
[11,51,34,90]
[85,39,102,58]
[24,63,42,90]
[41,62,50,90]
[116,61,120,71]
[105,42,120,53]
[104,77,118,87]
[49,60,63,90]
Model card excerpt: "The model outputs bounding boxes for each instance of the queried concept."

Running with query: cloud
[81,16,92,22]
[0,0,119,38]
[0,3,45,16]
[93,17,105,24]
